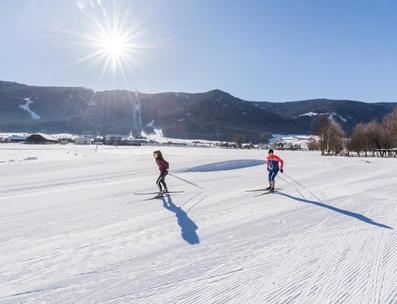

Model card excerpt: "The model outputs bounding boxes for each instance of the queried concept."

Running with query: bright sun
[66,0,157,86]
[101,33,129,59]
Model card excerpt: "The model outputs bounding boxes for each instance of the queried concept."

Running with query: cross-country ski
[134,191,185,196]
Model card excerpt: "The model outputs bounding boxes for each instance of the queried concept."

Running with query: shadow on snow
[160,195,200,245]
[277,192,392,230]
[176,159,265,173]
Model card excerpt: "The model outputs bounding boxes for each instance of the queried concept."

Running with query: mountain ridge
[1,80,396,142]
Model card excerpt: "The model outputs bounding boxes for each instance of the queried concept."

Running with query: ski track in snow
[0,145,396,304]
[19,98,41,120]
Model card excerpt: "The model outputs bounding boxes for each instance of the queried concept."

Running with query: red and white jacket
[266,154,284,171]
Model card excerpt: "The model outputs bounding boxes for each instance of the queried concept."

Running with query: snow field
[0,144,396,303]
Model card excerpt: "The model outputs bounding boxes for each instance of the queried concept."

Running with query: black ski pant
[156,171,168,191]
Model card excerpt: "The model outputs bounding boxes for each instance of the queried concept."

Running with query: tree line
[309,108,397,156]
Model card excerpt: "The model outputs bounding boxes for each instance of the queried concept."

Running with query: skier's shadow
[277,192,392,229]
[160,195,200,245]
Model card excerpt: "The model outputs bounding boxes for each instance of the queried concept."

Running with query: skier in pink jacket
[153,150,169,193]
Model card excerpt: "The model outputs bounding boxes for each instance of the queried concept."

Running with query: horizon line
[1,79,396,104]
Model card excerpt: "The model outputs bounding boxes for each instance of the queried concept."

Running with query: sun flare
[101,33,129,58]
[63,0,158,87]
[93,28,137,70]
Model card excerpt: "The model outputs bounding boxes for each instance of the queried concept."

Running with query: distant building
[8,134,29,142]
[25,133,59,144]
[104,135,123,145]
[104,135,146,146]
[218,142,239,149]
[94,135,104,144]
[74,137,93,145]
[272,142,302,151]
[53,134,75,143]
[241,143,255,149]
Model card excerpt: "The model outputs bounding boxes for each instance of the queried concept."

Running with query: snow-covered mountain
[1,80,396,142]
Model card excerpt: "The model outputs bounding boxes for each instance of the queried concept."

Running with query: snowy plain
[0,144,396,304]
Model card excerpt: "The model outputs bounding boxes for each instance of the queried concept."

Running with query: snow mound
[177,159,264,172]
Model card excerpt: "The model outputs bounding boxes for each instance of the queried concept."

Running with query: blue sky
[0,0,396,102]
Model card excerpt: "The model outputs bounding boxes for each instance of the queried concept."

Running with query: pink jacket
[156,159,169,173]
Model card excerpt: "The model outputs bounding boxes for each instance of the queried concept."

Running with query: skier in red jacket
[153,150,169,193]
[266,149,284,192]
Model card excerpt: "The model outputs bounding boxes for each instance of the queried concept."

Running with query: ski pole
[180,192,203,208]
[169,172,203,189]
[284,173,322,203]
[284,173,304,188]
[279,174,306,200]
[187,194,207,212]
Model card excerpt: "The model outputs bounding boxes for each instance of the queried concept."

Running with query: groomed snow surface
[1,144,396,304]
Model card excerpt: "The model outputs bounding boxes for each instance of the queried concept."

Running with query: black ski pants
[156,171,168,191]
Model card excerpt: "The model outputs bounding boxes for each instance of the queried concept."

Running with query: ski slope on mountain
[0,144,396,304]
